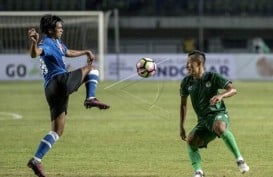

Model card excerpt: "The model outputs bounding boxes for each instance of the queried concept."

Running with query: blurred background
[0,0,272,54]
[1,0,273,81]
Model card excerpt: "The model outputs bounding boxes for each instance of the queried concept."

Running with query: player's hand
[180,127,187,141]
[86,50,95,65]
[28,28,39,43]
[210,95,223,105]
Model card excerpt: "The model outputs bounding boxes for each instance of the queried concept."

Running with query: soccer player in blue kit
[27,14,109,177]
[180,50,249,177]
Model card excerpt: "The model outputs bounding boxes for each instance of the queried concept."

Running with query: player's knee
[187,140,204,148]
[187,133,195,145]
[82,66,99,77]
[213,121,227,136]
[187,139,196,147]
[87,64,96,70]
[187,135,204,147]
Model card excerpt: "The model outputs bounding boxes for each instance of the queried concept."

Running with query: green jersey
[180,72,231,118]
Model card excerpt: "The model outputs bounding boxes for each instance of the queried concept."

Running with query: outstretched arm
[28,28,42,58]
[180,96,188,141]
[66,49,95,64]
[210,82,237,105]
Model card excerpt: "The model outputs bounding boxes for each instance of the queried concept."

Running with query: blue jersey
[38,36,68,87]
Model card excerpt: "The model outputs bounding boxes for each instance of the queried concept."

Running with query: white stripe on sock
[89,69,99,76]
[49,131,59,141]
[85,79,98,84]
[33,156,42,162]
[41,139,52,149]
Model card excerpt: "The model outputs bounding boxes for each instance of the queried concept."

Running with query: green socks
[187,145,202,171]
[221,130,241,158]
[187,130,242,171]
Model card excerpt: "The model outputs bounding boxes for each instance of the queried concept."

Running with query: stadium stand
[0,0,273,53]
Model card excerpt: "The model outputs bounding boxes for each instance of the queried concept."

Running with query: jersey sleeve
[213,72,231,89]
[180,76,190,96]
[38,42,51,57]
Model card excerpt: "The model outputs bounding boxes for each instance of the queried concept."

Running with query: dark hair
[40,14,63,35]
[188,50,206,65]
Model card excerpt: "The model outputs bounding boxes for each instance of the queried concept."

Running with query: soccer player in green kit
[180,50,249,177]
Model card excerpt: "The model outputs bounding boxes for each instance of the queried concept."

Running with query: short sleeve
[38,42,50,57]
[213,72,231,89]
[180,77,190,96]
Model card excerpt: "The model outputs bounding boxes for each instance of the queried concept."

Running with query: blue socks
[34,131,59,161]
[33,69,99,162]
[84,69,99,99]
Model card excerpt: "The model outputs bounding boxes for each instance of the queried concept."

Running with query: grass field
[0,80,273,177]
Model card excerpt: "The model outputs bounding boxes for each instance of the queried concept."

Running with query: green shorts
[190,112,230,148]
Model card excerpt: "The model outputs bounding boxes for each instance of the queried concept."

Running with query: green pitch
[0,80,272,177]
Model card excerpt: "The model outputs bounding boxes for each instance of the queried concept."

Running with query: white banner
[0,54,87,80]
[0,54,41,80]
[105,54,236,80]
[0,53,271,81]
[235,54,273,80]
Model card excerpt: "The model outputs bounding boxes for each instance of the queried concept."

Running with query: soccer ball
[136,57,157,78]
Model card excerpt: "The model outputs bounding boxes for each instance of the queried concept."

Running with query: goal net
[0,11,105,80]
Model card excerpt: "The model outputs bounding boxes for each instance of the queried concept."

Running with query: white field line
[0,112,23,120]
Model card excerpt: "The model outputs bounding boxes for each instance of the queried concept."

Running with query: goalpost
[0,11,105,80]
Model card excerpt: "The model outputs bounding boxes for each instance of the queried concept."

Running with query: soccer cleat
[193,170,204,177]
[84,98,110,109]
[237,160,250,173]
[27,158,46,177]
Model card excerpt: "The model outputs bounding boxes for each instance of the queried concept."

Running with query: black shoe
[84,98,110,109]
[27,158,46,177]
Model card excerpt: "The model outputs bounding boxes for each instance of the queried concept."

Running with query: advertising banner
[0,54,87,81]
[105,54,236,80]
[0,54,41,80]
[235,54,273,80]
[0,53,271,81]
